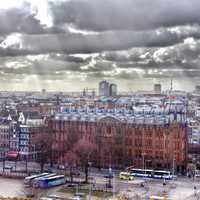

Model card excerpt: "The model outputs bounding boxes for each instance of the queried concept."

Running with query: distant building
[99,81,117,97]
[0,120,11,160]
[92,89,96,98]
[109,83,117,97]
[154,84,162,94]
[82,88,96,98]
[19,123,47,160]
[41,88,46,94]
[82,88,86,97]
[18,112,46,160]
[195,85,200,93]
[9,121,19,155]
[99,80,110,96]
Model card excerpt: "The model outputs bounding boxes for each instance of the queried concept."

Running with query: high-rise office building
[154,84,162,94]
[99,81,118,97]
[195,85,200,93]
[99,80,110,96]
[109,83,117,96]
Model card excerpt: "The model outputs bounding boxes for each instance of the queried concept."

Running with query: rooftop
[54,106,187,125]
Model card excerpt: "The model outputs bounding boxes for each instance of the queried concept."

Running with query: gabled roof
[22,111,42,120]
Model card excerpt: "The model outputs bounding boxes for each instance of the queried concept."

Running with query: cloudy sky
[0,0,200,92]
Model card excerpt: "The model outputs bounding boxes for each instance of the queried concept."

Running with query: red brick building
[48,115,187,173]
[0,120,11,160]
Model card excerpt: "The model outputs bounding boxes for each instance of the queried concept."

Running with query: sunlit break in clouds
[1,0,200,91]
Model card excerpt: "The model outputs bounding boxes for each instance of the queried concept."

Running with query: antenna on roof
[169,78,173,116]
[170,79,173,93]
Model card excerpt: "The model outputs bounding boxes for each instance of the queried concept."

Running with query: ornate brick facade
[48,116,187,173]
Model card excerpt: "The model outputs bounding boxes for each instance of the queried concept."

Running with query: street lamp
[25,144,36,174]
[88,161,92,200]
[108,166,113,188]
[29,144,36,161]
[142,153,146,171]
[3,151,6,173]
[145,160,151,170]
[194,185,197,197]
[25,152,28,173]
[172,157,176,179]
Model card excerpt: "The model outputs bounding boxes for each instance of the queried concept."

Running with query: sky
[0,0,200,92]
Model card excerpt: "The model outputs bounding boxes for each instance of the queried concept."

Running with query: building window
[107,126,111,134]
[128,149,132,157]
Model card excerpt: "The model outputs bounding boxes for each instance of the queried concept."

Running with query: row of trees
[65,138,96,183]
[34,132,97,183]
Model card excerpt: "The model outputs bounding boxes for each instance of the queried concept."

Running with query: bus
[33,173,57,187]
[130,168,173,180]
[119,172,134,180]
[36,175,66,188]
[24,173,49,186]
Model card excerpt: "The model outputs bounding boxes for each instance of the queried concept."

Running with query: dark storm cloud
[3,0,200,58]
[0,7,44,35]
[85,70,145,80]
[1,0,200,87]
[101,38,200,71]
[1,35,200,81]
[146,70,200,79]
[49,53,90,63]
[0,47,32,57]
[0,57,82,75]
[88,69,200,80]
[50,0,200,31]
[2,25,200,57]
[83,61,115,73]
[0,4,66,38]
[0,54,113,76]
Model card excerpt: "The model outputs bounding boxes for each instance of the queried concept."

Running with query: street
[1,161,200,199]
[0,177,24,197]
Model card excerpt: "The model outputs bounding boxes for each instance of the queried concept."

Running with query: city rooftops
[53,106,187,125]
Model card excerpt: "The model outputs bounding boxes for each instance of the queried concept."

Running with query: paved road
[115,177,200,199]
[1,161,200,199]
[0,177,24,197]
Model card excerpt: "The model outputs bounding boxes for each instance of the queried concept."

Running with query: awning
[6,151,19,159]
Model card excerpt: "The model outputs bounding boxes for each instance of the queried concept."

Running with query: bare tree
[34,132,53,172]
[64,151,79,182]
[74,138,97,183]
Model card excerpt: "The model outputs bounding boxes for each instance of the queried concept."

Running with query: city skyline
[1,1,200,91]
[0,79,197,93]
[0,77,198,93]
[1,1,200,199]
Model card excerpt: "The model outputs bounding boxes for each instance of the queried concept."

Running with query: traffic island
[59,184,113,199]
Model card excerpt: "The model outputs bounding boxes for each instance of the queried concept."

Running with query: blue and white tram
[33,173,57,187]
[130,168,173,180]
[24,173,49,186]
[36,175,66,188]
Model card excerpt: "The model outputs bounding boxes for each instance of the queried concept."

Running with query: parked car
[119,171,134,180]
[72,170,81,176]
[4,165,13,170]
[104,173,114,179]
[58,165,65,170]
